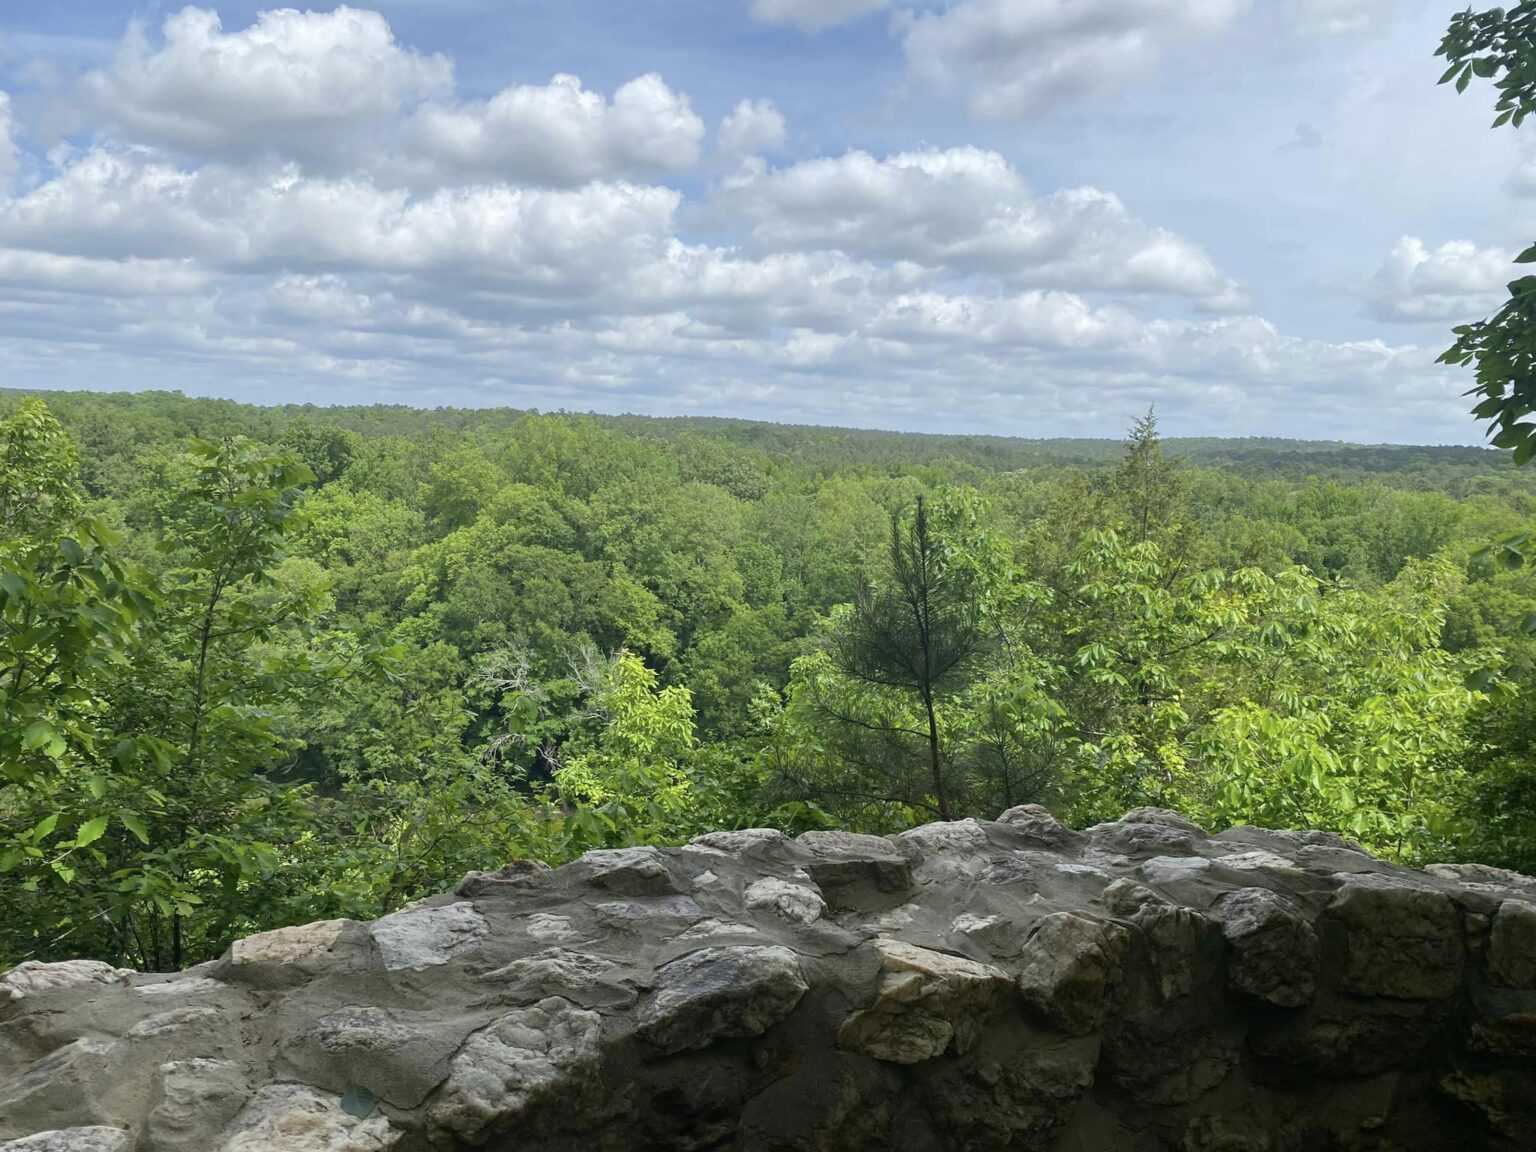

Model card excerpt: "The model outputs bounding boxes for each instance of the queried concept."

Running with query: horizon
[0,3,1528,442]
[3,384,1505,453]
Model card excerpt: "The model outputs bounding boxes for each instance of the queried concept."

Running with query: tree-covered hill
[4,389,1535,970]
[3,388,1518,490]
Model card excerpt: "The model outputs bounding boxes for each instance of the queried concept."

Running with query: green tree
[1437,4,1536,459]
[279,419,356,486]
[94,438,324,967]
[1040,532,1263,819]
[423,445,500,532]
[554,648,700,848]
[1195,561,1488,861]
[952,647,1074,814]
[0,524,155,964]
[0,398,84,537]
[1113,407,1186,548]
[0,402,159,965]
[795,495,990,821]
[281,639,564,921]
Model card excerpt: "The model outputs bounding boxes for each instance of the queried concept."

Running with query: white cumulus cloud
[0,148,682,290]
[1369,236,1515,322]
[717,147,1246,305]
[899,0,1248,119]
[719,100,787,158]
[84,6,451,158]
[406,73,704,187]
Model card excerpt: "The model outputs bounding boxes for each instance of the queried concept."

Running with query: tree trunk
[922,687,950,820]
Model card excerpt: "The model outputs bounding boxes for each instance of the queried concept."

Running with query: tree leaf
[74,816,109,848]
[120,813,150,845]
[21,720,57,752]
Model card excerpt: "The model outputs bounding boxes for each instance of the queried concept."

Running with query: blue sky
[0,1,1530,441]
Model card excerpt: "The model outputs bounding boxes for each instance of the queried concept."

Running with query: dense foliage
[4,389,1536,968]
[1438,2,1536,461]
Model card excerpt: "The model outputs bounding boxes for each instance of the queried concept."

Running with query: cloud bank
[0,3,1487,441]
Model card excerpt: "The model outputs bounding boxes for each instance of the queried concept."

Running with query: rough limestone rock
[145,1059,249,1152]
[837,938,1011,1063]
[1214,887,1318,1008]
[427,998,602,1144]
[0,960,131,1006]
[0,1133,134,1152]
[1015,912,1128,1035]
[1488,899,1536,990]
[638,945,808,1054]
[2,811,1535,1151]
[219,1083,401,1151]
[371,904,489,973]
[743,877,827,925]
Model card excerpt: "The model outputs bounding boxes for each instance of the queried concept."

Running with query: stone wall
[2,807,1533,1151]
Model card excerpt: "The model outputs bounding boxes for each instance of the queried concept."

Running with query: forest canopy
[3,388,1536,970]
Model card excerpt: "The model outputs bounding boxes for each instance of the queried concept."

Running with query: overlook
[5,391,1536,1152]
[9,3,1536,1150]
